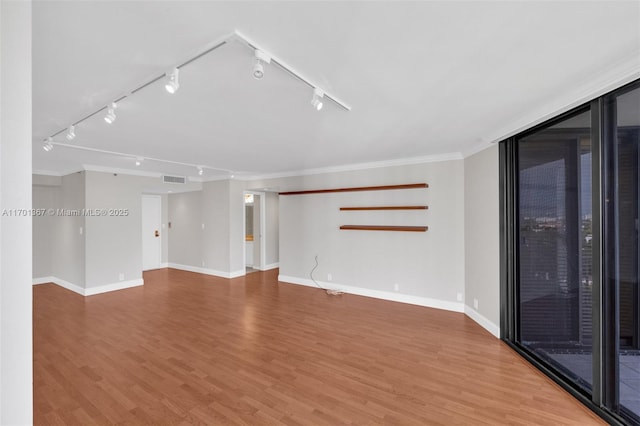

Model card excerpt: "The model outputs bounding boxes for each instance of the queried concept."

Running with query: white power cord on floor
[310,255,343,296]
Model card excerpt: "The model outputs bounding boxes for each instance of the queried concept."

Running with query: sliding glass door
[517,109,593,391]
[607,85,640,419]
[501,79,640,425]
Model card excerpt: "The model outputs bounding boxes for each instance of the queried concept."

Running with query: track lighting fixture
[40,32,351,165]
[311,88,324,111]
[66,125,76,141]
[43,137,54,152]
[135,157,143,166]
[164,68,180,94]
[104,102,117,124]
[197,166,204,176]
[253,50,271,80]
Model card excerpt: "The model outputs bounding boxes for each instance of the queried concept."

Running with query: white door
[142,195,162,271]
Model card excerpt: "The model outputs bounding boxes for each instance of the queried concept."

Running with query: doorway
[244,191,265,272]
[142,195,162,271]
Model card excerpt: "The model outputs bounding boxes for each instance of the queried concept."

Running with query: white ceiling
[33,1,640,181]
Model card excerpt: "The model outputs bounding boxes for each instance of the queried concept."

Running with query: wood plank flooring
[34,268,604,425]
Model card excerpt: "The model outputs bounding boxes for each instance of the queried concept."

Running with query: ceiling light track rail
[50,141,234,176]
[232,31,351,111]
[40,30,351,176]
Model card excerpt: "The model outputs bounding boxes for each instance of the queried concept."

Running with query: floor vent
[162,175,186,184]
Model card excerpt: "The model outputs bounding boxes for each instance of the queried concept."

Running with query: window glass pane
[517,109,593,391]
[614,86,640,418]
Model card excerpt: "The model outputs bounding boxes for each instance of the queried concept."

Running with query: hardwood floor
[34,268,604,425]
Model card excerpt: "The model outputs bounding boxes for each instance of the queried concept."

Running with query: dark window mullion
[601,94,620,411]
[591,98,605,407]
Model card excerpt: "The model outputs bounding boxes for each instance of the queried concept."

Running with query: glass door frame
[500,78,640,426]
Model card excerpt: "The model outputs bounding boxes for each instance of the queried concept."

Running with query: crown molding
[239,152,464,181]
[82,164,163,178]
[462,141,495,158]
[483,53,640,144]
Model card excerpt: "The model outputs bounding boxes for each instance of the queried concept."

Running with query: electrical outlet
[202,261,205,267]
[79,226,83,235]
[327,273,332,281]
[118,273,124,281]
[473,298,479,309]
[457,292,463,302]
[394,283,399,292]
[201,223,205,230]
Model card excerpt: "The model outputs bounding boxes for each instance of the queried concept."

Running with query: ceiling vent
[162,175,186,184]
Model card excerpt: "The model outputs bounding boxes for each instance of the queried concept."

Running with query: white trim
[462,141,494,158]
[159,262,169,268]
[239,152,464,181]
[278,275,464,313]
[32,166,84,177]
[485,61,640,145]
[200,175,235,183]
[32,276,56,285]
[48,277,85,296]
[464,305,500,338]
[167,263,245,279]
[229,269,246,279]
[84,278,143,296]
[84,164,162,178]
[33,276,144,296]
[243,190,267,271]
[261,262,279,271]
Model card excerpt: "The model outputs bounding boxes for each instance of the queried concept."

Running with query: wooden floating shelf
[340,225,428,232]
[340,206,428,211]
[279,183,427,196]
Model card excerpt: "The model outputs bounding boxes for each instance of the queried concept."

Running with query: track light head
[253,50,271,80]
[164,68,180,94]
[311,88,324,111]
[253,61,264,80]
[135,157,143,166]
[43,137,54,152]
[197,166,204,176]
[104,102,117,124]
[66,125,76,141]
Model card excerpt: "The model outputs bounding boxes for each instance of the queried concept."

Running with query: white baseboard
[33,276,143,297]
[229,269,246,278]
[85,278,144,296]
[278,275,464,313]
[168,263,244,279]
[34,277,85,296]
[464,305,500,338]
[142,263,168,271]
[33,276,56,285]
[261,262,279,271]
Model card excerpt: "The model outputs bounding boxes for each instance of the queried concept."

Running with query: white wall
[85,172,143,288]
[464,145,500,336]
[84,172,194,289]
[32,184,58,278]
[252,161,466,311]
[53,172,86,287]
[167,181,274,277]
[168,191,202,267]
[0,0,33,423]
[229,180,246,275]
[265,192,279,267]
[32,171,195,292]
[201,180,232,274]
[197,179,246,277]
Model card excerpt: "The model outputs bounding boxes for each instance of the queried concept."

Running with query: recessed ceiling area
[33,1,640,180]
